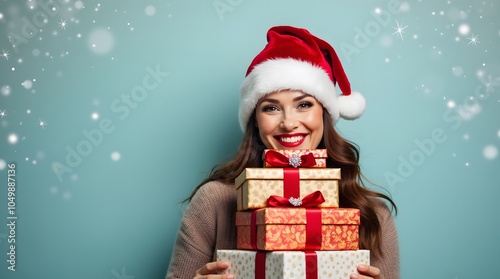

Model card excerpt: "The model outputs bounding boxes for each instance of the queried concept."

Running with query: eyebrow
[259,93,310,104]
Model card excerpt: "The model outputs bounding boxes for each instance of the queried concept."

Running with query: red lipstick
[274,133,307,148]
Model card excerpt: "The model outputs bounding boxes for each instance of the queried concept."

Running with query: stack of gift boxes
[217,149,370,279]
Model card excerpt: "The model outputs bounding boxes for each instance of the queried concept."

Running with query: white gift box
[217,249,370,279]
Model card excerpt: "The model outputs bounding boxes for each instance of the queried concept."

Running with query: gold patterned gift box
[236,207,360,251]
[217,249,370,279]
[263,149,328,168]
[235,168,340,211]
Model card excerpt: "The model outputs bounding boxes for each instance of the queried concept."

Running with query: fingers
[350,264,382,279]
[194,261,233,279]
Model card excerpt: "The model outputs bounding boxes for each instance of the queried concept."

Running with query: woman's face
[255,90,324,150]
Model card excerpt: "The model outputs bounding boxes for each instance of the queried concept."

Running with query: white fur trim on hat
[239,58,339,131]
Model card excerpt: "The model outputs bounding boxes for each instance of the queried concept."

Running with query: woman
[166,26,399,279]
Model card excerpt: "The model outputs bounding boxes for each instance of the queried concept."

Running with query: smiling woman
[166,26,399,279]
[255,90,324,150]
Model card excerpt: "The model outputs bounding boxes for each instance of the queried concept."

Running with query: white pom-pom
[337,91,366,120]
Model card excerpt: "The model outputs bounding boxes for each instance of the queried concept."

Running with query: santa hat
[239,25,365,131]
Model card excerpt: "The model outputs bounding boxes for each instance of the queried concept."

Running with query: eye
[261,104,280,112]
[297,101,313,109]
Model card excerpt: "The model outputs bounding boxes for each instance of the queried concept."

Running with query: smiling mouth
[279,135,304,143]
[274,134,306,147]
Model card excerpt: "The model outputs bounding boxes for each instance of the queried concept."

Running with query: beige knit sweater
[166,180,400,279]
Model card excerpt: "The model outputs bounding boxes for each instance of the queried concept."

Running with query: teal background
[0,0,499,278]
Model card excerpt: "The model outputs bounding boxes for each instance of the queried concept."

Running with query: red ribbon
[249,151,324,251]
[283,168,300,198]
[250,210,258,250]
[255,252,266,278]
[255,251,318,279]
[267,190,325,207]
[304,251,318,279]
[305,209,322,250]
[265,150,317,168]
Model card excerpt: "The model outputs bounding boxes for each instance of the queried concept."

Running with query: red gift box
[236,207,360,251]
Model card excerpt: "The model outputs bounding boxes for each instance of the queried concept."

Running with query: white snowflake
[467,33,479,46]
[59,19,68,30]
[483,145,498,160]
[111,151,121,161]
[39,119,48,129]
[8,133,18,144]
[1,49,9,60]
[392,21,408,40]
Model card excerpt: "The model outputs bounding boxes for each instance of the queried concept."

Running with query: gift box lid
[263,149,327,159]
[236,207,360,226]
[263,149,328,168]
[235,168,341,188]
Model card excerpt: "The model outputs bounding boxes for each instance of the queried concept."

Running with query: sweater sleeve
[166,182,231,279]
[371,202,400,279]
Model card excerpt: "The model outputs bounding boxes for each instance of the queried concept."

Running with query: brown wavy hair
[185,110,397,259]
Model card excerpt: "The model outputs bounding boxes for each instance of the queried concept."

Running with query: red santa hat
[239,26,365,131]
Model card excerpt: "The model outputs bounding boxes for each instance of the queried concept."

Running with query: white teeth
[280,136,304,143]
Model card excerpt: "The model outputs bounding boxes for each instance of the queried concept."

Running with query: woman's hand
[193,261,234,279]
[350,264,383,279]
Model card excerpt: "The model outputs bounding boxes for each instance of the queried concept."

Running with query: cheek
[305,110,324,130]
[256,114,276,136]
[308,112,324,147]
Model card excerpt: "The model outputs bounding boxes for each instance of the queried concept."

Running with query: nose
[280,113,299,131]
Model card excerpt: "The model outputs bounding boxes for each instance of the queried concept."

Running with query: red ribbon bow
[267,190,325,207]
[265,150,317,168]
